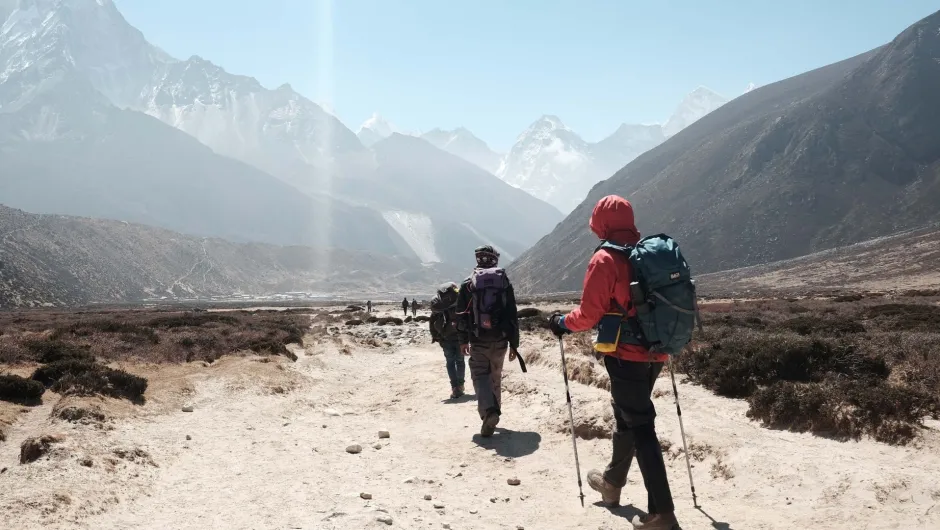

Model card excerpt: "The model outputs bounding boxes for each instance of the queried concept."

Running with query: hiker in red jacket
[549,195,678,530]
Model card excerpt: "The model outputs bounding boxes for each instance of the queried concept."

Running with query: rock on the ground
[507,477,522,486]
[378,430,390,439]
[182,406,194,413]
[20,434,65,464]
[360,492,372,500]
[186,435,192,441]
[345,319,364,326]
[373,443,382,450]
[324,409,341,416]
[346,445,363,454]
[433,503,445,509]
[377,516,393,525]
[424,494,432,501]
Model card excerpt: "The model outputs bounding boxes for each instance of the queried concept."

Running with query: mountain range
[0,0,561,274]
[509,9,940,293]
[354,87,731,212]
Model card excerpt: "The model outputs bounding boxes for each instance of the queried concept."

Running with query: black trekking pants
[603,357,675,515]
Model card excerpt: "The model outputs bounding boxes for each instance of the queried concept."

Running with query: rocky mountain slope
[509,9,940,293]
[0,205,459,308]
[292,134,563,264]
[699,224,940,297]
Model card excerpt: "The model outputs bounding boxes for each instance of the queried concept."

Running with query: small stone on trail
[346,445,363,454]
[373,443,382,450]
[507,477,521,486]
[490,497,497,503]
[443,525,452,529]
[360,492,372,500]
[80,458,93,467]
[324,409,341,416]
[470,509,478,514]
[424,494,432,501]
[322,425,328,429]
[185,435,192,441]
[182,406,194,413]
[433,503,445,509]
[459,463,468,468]
[404,476,418,484]
[377,516,393,525]
[378,430,390,439]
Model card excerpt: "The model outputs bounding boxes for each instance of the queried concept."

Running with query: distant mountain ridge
[0,204,460,308]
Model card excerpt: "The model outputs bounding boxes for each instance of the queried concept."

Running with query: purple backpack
[470,267,509,335]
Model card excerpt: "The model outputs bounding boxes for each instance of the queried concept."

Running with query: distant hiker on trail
[456,245,520,437]
[402,297,409,317]
[366,300,372,313]
[430,282,466,399]
[549,195,681,530]
[411,298,419,317]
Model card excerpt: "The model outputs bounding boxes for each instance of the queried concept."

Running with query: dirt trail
[2,314,939,529]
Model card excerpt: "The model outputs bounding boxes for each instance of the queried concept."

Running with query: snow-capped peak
[744,82,758,93]
[357,112,396,147]
[359,112,395,137]
[662,86,729,138]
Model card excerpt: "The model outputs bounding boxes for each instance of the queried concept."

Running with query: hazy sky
[115,0,937,150]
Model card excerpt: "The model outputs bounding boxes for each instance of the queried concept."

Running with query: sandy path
[3,316,940,529]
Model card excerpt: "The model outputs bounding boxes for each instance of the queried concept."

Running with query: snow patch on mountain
[662,86,729,137]
[382,210,439,263]
[421,127,502,174]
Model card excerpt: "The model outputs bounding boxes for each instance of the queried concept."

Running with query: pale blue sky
[115,0,938,150]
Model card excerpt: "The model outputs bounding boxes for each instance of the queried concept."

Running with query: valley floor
[1,311,939,529]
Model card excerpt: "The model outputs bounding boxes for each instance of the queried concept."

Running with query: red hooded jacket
[562,195,669,363]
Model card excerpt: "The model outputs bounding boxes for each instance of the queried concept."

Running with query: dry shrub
[0,374,45,403]
[23,339,94,364]
[865,304,940,332]
[776,316,866,336]
[677,330,888,398]
[747,380,937,445]
[517,308,542,319]
[32,361,147,402]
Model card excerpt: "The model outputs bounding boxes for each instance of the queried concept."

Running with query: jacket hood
[589,195,641,244]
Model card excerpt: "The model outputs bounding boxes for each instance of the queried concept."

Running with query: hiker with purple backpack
[455,245,521,437]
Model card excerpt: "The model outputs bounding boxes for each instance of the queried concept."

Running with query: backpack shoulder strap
[595,240,633,257]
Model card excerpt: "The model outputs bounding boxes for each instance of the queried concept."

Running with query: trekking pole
[668,356,698,508]
[557,337,586,507]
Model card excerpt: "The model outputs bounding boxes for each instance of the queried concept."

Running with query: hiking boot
[457,384,465,395]
[450,387,462,399]
[631,512,679,530]
[480,411,500,437]
[587,469,621,506]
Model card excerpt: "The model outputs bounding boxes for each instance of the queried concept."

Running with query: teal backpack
[596,234,702,356]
